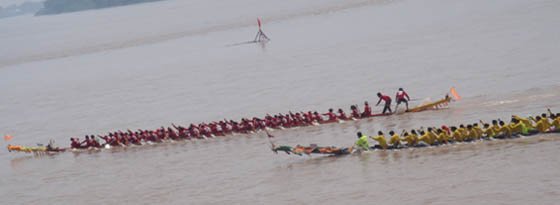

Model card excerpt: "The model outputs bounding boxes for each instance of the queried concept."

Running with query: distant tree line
[36,0,164,15]
[0,1,43,18]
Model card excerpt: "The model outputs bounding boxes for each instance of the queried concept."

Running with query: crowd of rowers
[69,89,412,149]
[353,110,560,151]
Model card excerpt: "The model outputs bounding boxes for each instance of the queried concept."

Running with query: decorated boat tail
[271,143,353,156]
[7,142,66,154]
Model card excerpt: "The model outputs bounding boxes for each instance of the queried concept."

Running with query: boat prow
[406,95,452,113]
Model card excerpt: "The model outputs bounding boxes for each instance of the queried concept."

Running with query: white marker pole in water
[254,18,270,42]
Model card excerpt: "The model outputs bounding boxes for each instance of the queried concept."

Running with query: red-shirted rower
[323,108,338,122]
[362,101,372,117]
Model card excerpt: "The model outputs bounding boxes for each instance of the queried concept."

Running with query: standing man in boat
[394,88,411,112]
[376,92,393,114]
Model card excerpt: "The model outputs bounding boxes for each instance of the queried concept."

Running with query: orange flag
[4,135,13,141]
[450,87,461,101]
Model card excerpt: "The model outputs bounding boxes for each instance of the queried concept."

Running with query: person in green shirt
[355,132,370,151]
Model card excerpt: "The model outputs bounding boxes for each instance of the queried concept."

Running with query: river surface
[0,0,559,204]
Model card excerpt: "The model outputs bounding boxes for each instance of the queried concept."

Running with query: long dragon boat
[6,90,458,155]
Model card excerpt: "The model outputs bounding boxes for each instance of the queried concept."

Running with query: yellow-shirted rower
[458,125,468,137]
[370,131,388,149]
[401,132,417,147]
[533,116,551,133]
[490,120,501,135]
[482,123,496,138]
[498,121,512,138]
[418,131,434,145]
[388,131,401,148]
[436,129,449,144]
[552,115,560,131]
[465,125,477,140]
[473,123,484,139]
[450,126,464,142]
[426,128,439,144]
[509,118,529,135]
[513,115,535,129]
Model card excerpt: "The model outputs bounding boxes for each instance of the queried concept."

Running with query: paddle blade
[266,131,274,138]
[4,135,13,141]
[450,87,461,101]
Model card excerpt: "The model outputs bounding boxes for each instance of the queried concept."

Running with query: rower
[426,127,439,144]
[441,125,451,135]
[355,132,370,151]
[370,131,388,149]
[450,126,463,142]
[323,108,338,122]
[91,135,101,148]
[512,115,535,130]
[401,132,418,147]
[533,116,551,133]
[509,118,529,136]
[490,120,501,135]
[551,113,560,131]
[436,128,450,144]
[388,131,402,148]
[394,88,411,112]
[376,92,393,114]
[70,138,81,149]
[418,130,434,146]
[482,123,496,139]
[313,111,324,123]
[465,125,478,141]
[362,101,372,117]
[350,105,361,119]
[81,135,93,148]
[458,124,468,137]
[497,121,512,138]
[337,108,349,120]
[472,123,484,139]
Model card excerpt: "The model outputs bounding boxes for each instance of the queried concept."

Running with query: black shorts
[397,99,408,104]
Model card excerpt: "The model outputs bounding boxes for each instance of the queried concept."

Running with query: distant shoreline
[36,0,164,15]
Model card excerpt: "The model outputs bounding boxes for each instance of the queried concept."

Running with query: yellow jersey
[418,133,434,145]
[483,127,495,138]
[552,117,560,130]
[404,134,418,146]
[473,126,483,139]
[465,129,477,140]
[498,125,512,137]
[438,132,450,143]
[389,134,401,146]
[451,130,463,142]
[370,135,388,149]
[513,115,534,129]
